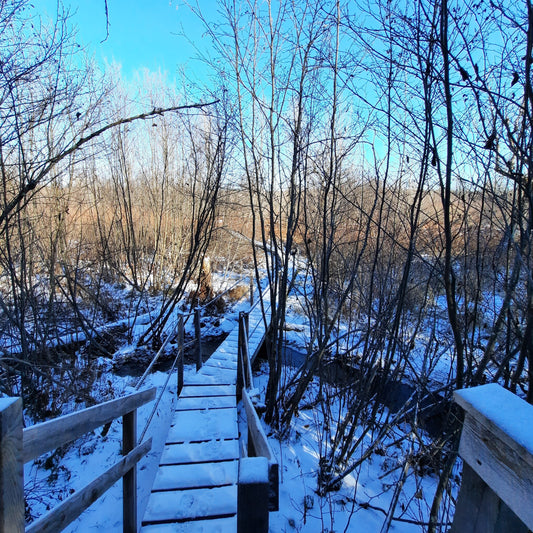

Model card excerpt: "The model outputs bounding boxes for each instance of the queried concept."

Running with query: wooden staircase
[141,301,269,531]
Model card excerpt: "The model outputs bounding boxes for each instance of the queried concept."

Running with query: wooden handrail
[452,384,533,532]
[177,314,184,395]
[239,312,253,391]
[236,298,278,530]
[242,389,273,461]
[194,307,202,370]
[25,439,151,533]
[0,398,23,533]
[0,388,157,533]
[242,388,279,512]
[23,387,156,463]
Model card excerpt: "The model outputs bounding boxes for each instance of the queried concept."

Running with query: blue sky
[37,1,219,82]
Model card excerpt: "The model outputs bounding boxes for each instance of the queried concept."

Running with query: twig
[357,501,451,528]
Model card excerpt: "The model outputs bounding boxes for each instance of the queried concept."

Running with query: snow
[239,456,269,484]
[143,485,237,522]
[0,396,18,409]
[455,383,533,456]
[152,461,238,490]
[257,364,442,533]
[21,272,455,532]
[24,368,184,532]
[24,340,436,532]
[167,408,238,441]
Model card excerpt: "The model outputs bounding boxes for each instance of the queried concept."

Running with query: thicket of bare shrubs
[1,0,532,529]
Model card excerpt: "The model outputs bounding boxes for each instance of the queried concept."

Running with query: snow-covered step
[152,460,238,491]
[187,372,235,385]
[179,384,235,397]
[175,395,235,411]
[204,359,238,371]
[198,367,237,383]
[159,439,239,465]
[166,408,238,443]
[141,298,271,530]
[142,485,237,524]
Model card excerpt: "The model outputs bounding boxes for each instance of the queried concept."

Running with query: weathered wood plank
[26,439,151,533]
[141,516,236,532]
[242,389,273,461]
[23,387,156,463]
[242,389,279,511]
[454,385,533,530]
[238,457,269,533]
[454,384,533,465]
[451,464,528,533]
[239,314,253,391]
[142,485,237,523]
[152,460,238,491]
[123,409,137,533]
[457,412,533,531]
[0,398,23,533]
[194,307,202,371]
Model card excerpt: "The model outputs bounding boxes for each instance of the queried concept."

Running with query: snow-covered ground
[24,361,448,532]
[24,368,180,531]
[21,271,458,532]
[255,364,447,533]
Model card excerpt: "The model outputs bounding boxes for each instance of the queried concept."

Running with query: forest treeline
[1,1,531,530]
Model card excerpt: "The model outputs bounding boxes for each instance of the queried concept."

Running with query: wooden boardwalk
[141,299,269,532]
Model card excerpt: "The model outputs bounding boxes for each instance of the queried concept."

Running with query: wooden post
[244,311,249,339]
[239,312,252,390]
[238,457,269,533]
[194,307,202,371]
[177,314,184,396]
[237,322,244,401]
[242,389,279,512]
[452,464,527,533]
[0,398,23,533]
[122,410,137,533]
[452,384,533,533]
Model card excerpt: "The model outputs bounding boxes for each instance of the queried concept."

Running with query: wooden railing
[236,310,279,533]
[0,387,156,533]
[452,383,533,533]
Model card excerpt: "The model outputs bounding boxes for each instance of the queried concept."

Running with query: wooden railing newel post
[194,307,202,371]
[237,314,244,401]
[244,311,250,339]
[177,314,184,396]
[122,409,137,533]
[249,278,254,306]
[240,312,252,389]
[452,384,533,533]
[238,457,269,533]
[0,397,24,533]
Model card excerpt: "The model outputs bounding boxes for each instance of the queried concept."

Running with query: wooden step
[167,408,238,443]
[180,385,235,398]
[142,485,237,524]
[175,395,235,411]
[141,515,236,532]
[160,439,239,465]
[152,460,238,491]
